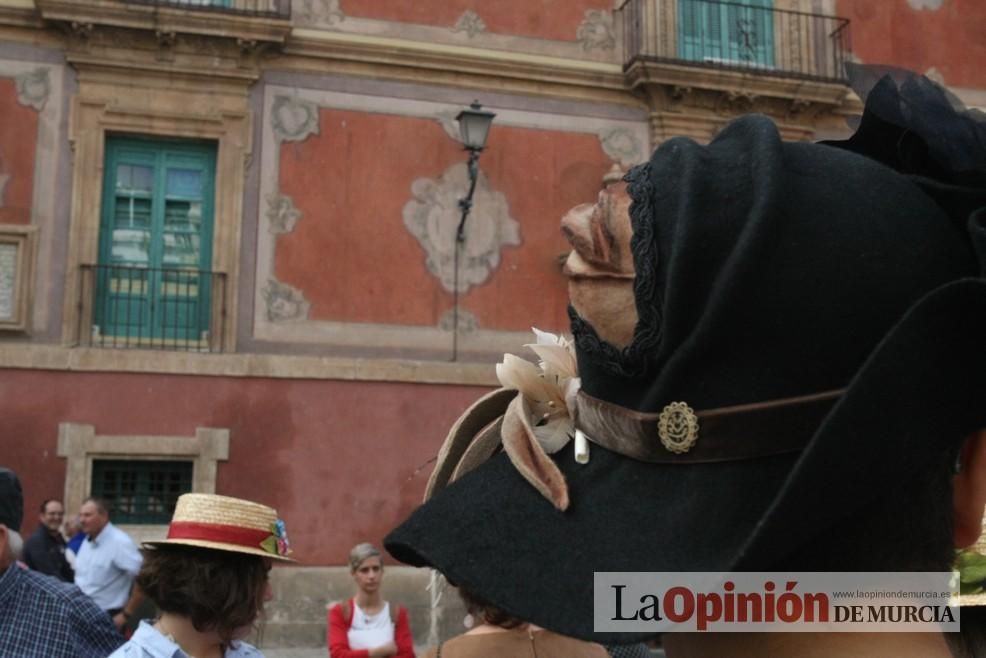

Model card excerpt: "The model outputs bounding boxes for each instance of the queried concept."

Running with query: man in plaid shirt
[0,468,123,658]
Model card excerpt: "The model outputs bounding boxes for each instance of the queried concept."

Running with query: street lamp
[451,100,495,361]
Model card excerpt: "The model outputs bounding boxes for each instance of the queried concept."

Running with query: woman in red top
[328,543,415,658]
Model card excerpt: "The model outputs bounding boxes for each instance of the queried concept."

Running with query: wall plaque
[0,225,36,331]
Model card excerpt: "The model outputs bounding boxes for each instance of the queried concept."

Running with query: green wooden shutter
[96,137,216,345]
[677,0,774,68]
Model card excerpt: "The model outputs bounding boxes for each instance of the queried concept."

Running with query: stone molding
[627,62,853,145]
[0,343,499,385]
[254,84,647,355]
[61,58,253,352]
[0,57,65,337]
[57,422,229,541]
[285,29,627,102]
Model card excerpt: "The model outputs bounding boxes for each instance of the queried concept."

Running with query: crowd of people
[2,65,986,658]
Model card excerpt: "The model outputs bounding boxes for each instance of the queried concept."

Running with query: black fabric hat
[0,468,23,533]
[386,69,986,642]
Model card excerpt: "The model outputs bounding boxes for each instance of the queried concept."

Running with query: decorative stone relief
[271,95,320,143]
[439,308,479,334]
[266,194,302,234]
[715,90,758,116]
[262,279,311,322]
[15,68,50,111]
[434,110,464,143]
[907,0,943,9]
[453,10,487,38]
[576,10,615,51]
[295,0,344,26]
[403,163,521,294]
[598,128,646,167]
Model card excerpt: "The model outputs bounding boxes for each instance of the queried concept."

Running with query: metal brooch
[658,401,699,454]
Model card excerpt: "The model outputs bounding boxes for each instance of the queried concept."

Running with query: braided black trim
[570,162,663,376]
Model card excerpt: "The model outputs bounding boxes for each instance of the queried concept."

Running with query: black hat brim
[386,278,986,643]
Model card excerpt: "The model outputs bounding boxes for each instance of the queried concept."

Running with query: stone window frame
[62,92,250,352]
[57,422,229,543]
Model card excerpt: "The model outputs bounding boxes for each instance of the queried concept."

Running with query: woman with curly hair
[109,493,293,658]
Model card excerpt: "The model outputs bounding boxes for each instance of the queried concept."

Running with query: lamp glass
[456,102,495,151]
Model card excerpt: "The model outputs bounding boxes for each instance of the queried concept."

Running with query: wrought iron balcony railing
[78,264,228,353]
[123,0,289,19]
[619,0,850,83]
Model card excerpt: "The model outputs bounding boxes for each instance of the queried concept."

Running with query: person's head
[349,543,383,595]
[63,514,81,538]
[385,67,986,644]
[79,497,109,538]
[140,492,291,639]
[0,468,24,570]
[137,544,271,643]
[457,586,523,630]
[39,499,64,535]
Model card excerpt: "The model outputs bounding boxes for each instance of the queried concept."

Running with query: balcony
[78,264,228,353]
[123,0,288,18]
[619,0,850,83]
[35,0,291,46]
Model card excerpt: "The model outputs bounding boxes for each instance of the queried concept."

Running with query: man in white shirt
[74,497,144,631]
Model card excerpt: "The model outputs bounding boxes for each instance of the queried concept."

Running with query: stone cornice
[0,344,498,386]
[284,28,627,96]
[34,0,290,44]
[626,60,851,106]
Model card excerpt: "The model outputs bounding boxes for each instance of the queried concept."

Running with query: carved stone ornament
[434,110,464,144]
[576,10,615,52]
[262,278,311,322]
[294,0,344,26]
[15,68,51,111]
[266,193,302,234]
[271,95,320,143]
[453,10,487,38]
[715,90,758,116]
[599,128,646,168]
[403,163,521,294]
[439,307,479,334]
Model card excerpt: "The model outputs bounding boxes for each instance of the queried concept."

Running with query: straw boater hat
[386,66,986,643]
[145,493,293,562]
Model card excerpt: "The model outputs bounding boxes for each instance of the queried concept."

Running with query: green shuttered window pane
[677,0,775,67]
[96,136,216,345]
[91,460,193,525]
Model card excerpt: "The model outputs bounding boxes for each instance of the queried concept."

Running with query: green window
[91,459,193,525]
[96,136,216,345]
[677,0,775,68]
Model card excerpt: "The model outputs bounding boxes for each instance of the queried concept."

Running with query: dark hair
[137,544,269,642]
[458,586,524,630]
[40,499,62,513]
[82,497,109,515]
